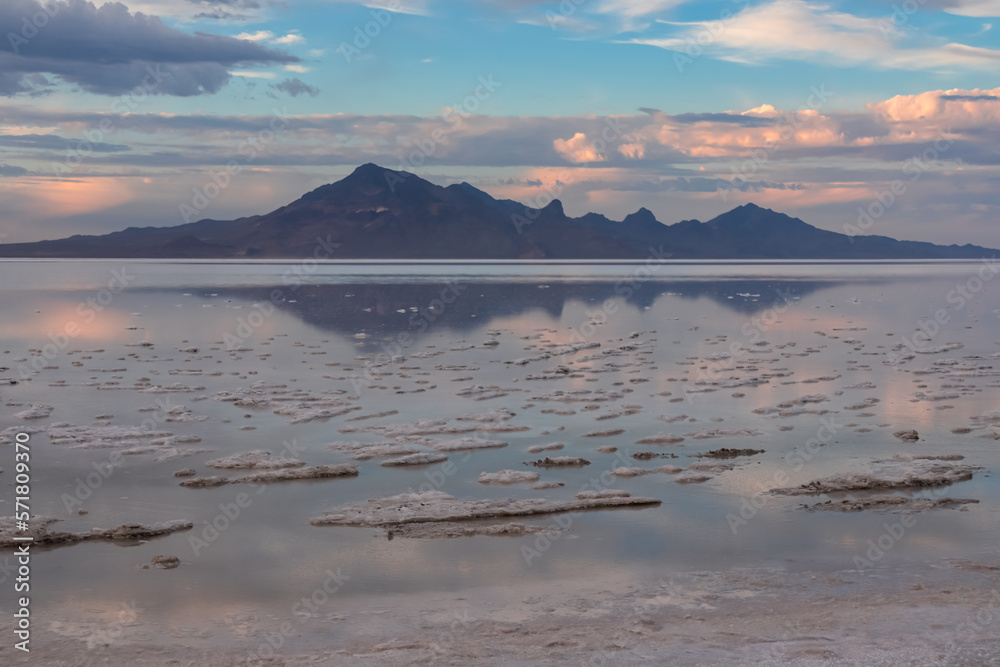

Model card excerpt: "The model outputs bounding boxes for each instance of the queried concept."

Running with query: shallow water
[1,259,999,643]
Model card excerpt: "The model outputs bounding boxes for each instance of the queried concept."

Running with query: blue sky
[1,0,999,246]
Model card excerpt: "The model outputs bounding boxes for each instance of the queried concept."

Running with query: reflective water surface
[1,260,999,646]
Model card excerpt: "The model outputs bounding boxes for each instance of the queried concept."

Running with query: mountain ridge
[0,164,994,260]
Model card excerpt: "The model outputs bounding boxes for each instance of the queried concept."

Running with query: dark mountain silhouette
[1,163,994,259]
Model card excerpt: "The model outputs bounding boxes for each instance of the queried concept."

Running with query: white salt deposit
[771,457,976,495]
[478,470,541,485]
[309,490,660,527]
[205,450,305,470]
[381,453,449,466]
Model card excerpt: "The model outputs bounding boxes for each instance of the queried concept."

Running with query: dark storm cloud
[0,0,298,96]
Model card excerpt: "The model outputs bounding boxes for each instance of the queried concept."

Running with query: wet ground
[1,259,998,664]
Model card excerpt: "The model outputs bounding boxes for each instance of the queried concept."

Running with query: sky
[0,0,999,246]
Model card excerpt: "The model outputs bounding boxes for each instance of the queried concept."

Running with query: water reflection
[183,279,868,344]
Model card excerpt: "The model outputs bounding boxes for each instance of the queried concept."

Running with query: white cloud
[594,0,688,19]
[273,33,305,45]
[943,0,1000,17]
[230,71,278,79]
[627,0,1000,71]
[285,64,312,72]
[236,30,275,42]
[868,86,1000,131]
[554,132,606,163]
[326,0,430,16]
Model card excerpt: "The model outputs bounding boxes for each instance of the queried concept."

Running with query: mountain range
[1,163,994,260]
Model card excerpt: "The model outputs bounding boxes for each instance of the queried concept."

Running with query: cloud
[2,86,998,177]
[0,133,130,152]
[868,87,1000,130]
[325,0,430,16]
[939,93,1000,101]
[941,0,1000,17]
[593,0,687,19]
[118,0,266,22]
[0,164,29,176]
[229,71,278,79]
[626,0,1000,71]
[553,132,607,163]
[273,33,305,45]
[671,112,776,127]
[504,0,696,32]
[237,30,304,46]
[235,30,275,41]
[0,0,298,96]
[270,77,319,97]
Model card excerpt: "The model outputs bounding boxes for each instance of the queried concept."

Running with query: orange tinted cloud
[2,177,133,218]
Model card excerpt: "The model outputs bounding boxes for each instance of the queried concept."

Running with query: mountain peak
[342,162,401,186]
[735,202,773,214]
[351,162,389,176]
[542,199,564,216]
[3,163,994,260]
[622,207,659,226]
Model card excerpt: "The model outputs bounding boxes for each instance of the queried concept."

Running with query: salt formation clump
[309,490,660,528]
[0,517,192,550]
[770,456,976,495]
[610,465,682,477]
[205,450,305,470]
[478,470,541,485]
[13,404,54,420]
[181,464,358,487]
[381,453,448,466]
